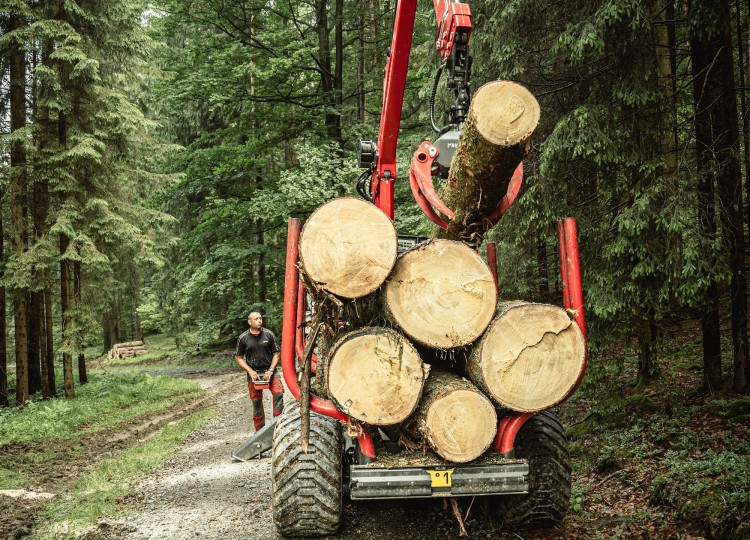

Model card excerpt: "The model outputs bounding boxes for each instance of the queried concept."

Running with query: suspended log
[383,239,496,349]
[326,327,429,425]
[403,370,497,463]
[433,81,540,247]
[466,302,586,412]
[299,197,398,299]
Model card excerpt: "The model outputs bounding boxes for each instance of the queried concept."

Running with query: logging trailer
[234,0,587,536]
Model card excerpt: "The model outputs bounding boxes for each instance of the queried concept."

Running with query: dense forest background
[1,0,749,406]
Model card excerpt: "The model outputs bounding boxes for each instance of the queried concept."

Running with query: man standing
[234,312,284,431]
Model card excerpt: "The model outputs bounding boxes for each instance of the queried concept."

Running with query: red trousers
[248,375,284,431]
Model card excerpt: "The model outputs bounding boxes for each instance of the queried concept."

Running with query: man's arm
[234,354,258,381]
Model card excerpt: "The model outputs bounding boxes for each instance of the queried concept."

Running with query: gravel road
[97,373,517,540]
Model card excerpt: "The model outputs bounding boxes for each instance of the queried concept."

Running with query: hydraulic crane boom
[368,0,472,220]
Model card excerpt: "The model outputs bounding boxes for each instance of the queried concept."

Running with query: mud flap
[231,416,278,461]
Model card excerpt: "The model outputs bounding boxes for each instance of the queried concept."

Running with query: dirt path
[96,373,529,540]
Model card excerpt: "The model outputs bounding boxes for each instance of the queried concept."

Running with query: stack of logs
[297,81,586,464]
[108,341,148,360]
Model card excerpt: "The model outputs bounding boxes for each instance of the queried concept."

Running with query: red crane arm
[372,0,472,220]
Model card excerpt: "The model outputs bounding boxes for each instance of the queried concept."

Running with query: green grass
[0,371,203,446]
[30,409,214,540]
[0,467,28,489]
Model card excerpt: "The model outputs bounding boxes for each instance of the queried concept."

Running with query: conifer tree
[690,0,749,392]
[8,7,30,405]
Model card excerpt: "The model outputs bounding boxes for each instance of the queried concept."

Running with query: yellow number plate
[426,468,454,488]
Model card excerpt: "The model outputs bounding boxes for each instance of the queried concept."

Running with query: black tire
[493,410,571,528]
[272,401,343,537]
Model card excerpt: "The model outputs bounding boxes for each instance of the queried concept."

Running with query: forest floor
[2,325,749,539]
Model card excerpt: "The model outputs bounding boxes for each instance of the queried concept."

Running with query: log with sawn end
[466,301,586,413]
[433,81,540,247]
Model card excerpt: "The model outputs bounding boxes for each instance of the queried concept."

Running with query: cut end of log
[424,388,497,463]
[471,81,540,147]
[384,240,496,348]
[299,197,398,299]
[327,327,427,425]
[471,302,586,412]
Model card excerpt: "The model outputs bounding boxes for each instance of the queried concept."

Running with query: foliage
[650,448,750,537]
[0,371,202,445]
[141,0,437,341]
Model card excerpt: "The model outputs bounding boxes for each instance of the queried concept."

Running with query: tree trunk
[403,370,497,463]
[38,34,55,399]
[10,12,29,406]
[102,303,121,354]
[74,261,87,384]
[433,81,540,247]
[39,290,50,398]
[735,0,750,222]
[0,213,7,407]
[256,177,267,304]
[44,287,55,396]
[299,197,398,299]
[635,309,658,386]
[691,6,724,392]
[537,234,549,297]
[326,327,429,425]
[60,236,74,398]
[357,0,366,123]
[383,239,496,348]
[133,275,143,341]
[466,302,585,412]
[690,0,749,392]
[28,292,42,394]
[316,0,341,142]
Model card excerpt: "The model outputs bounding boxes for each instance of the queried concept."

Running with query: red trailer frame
[280,0,586,461]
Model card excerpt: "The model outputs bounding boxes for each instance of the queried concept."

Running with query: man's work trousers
[248,376,284,431]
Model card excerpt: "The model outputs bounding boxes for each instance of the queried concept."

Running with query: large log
[466,302,585,412]
[326,327,429,425]
[383,239,496,349]
[404,370,497,463]
[433,81,540,247]
[113,341,143,349]
[299,197,398,299]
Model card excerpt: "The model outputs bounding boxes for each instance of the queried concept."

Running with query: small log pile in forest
[108,341,148,360]
[295,81,585,464]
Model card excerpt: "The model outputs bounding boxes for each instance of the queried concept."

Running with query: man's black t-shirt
[235,328,280,380]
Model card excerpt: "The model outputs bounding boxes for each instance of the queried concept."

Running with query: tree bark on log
[383,239,496,349]
[466,302,585,412]
[403,370,497,463]
[113,341,144,349]
[327,327,429,425]
[433,81,540,247]
[299,197,398,299]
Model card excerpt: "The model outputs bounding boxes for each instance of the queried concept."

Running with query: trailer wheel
[272,401,343,537]
[493,410,571,528]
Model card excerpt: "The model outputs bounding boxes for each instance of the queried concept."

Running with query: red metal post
[558,218,588,399]
[493,414,512,451]
[486,242,499,296]
[281,219,375,459]
[557,221,571,310]
[559,218,586,340]
[372,0,419,220]
[499,412,533,457]
[281,219,303,399]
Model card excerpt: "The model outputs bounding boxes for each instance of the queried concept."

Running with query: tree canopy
[2,0,750,405]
